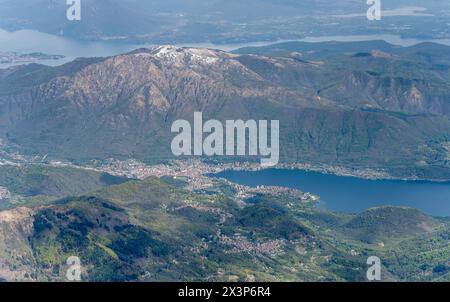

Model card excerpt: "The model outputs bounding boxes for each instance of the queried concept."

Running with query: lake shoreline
[3,28,450,69]
[214,165,450,217]
[212,161,450,184]
[4,156,448,216]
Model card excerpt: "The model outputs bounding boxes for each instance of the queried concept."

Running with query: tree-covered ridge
[0,169,448,281]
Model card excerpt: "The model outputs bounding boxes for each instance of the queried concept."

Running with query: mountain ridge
[0,172,448,281]
[1,43,450,179]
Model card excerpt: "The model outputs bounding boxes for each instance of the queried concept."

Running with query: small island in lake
[0,51,65,65]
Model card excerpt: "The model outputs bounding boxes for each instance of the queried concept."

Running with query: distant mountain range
[0,0,449,43]
[1,40,449,282]
[0,41,450,179]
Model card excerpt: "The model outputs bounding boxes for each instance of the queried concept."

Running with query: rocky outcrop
[0,207,36,281]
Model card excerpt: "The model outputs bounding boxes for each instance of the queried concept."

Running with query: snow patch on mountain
[139,45,222,66]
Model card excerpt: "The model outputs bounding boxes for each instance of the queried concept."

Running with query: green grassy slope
[1,172,447,282]
[0,165,129,209]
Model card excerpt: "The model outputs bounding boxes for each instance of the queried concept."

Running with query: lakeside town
[0,140,424,208]
[81,157,392,183]
[2,139,443,209]
[0,135,432,185]
[0,155,317,205]
[80,158,321,204]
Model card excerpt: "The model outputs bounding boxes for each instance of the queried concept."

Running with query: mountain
[0,177,323,282]
[0,170,448,281]
[0,1,449,43]
[344,206,441,243]
[0,0,162,40]
[0,43,450,179]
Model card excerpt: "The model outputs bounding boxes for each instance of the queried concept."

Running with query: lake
[0,28,296,68]
[2,28,450,216]
[215,169,450,217]
[2,28,450,68]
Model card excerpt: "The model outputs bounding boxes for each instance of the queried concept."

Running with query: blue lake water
[3,28,450,68]
[2,28,450,216]
[215,169,450,217]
